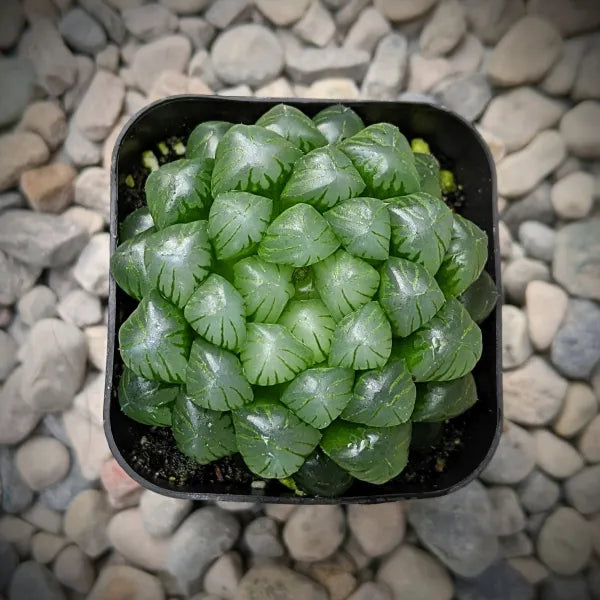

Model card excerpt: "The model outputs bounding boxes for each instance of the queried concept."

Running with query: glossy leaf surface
[457,270,498,324]
[172,391,237,463]
[411,373,477,422]
[144,221,212,309]
[258,203,340,267]
[146,158,213,229]
[278,299,335,364]
[312,104,365,144]
[324,197,391,261]
[119,206,155,242]
[378,257,445,337]
[211,124,303,200]
[233,256,294,323]
[256,104,327,153]
[280,367,354,429]
[394,297,482,382]
[312,250,380,322]
[338,124,420,199]
[186,120,233,161]
[233,398,321,478]
[119,290,193,384]
[292,448,354,497]
[207,191,273,261]
[118,367,178,427]
[240,323,314,385]
[436,214,488,297]
[321,420,412,485]
[184,273,247,351]
[280,145,365,212]
[186,338,253,411]
[342,358,415,427]
[328,301,392,370]
[110,229,154,300]
[293,267,320,300]
[387,191,453,275]
[414,152,442,200]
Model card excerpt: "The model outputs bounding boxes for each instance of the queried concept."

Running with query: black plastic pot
[104,95,502,504]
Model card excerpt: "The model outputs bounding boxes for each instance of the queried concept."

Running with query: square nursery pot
[104,95,502,505]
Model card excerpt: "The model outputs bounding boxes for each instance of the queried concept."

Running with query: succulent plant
[112,104,496,497]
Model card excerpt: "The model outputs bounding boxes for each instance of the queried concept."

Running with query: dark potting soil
[116,136,473,498]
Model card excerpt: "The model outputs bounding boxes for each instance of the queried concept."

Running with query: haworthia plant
[145,158,213,229]
[112,103,494,495]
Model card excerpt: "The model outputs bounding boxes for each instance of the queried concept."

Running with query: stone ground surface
[1,0,600,599]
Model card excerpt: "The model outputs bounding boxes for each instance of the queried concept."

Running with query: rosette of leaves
[112,103,495,496]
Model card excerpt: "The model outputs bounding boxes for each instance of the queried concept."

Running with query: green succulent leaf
[119,206,155,242]
[328,301,392,370]
[312,104,365,144]
[293,267,320,300]
[144,221,212,309]
[119,289,193,384]
[320,420,412,485]
[258,203,340,267]
[233,398,322,478]
[240,323,314,385]
[280,145,365,212]
[185,338,253,411]
[211,124,303,200]
[342,358,416,427]
[172,391,237,463]
[280,367,354,429]
[387,191,453,275]
[414,152,442,200]
[184,273,247,351]
[207,192,273,261]
[118,367,178,426]
[278,299,335,364]
[378,257,446,338]
[186,120,233,161]
[436,213,488,297]
[256,104,328,153]
[458,270,498,324]
[233,256,294,323]
[324,197,391,261]
[411,373,478,422]
[338,123,420,199]
[145,158,213,229]
[312,250,380,322]
[292,448,354,497]
[110,229,155,300]
[394,297,482,382]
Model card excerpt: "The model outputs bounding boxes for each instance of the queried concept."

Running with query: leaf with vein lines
[278,299,335,363]
[280,367,355,429]
[119,206,154,242]
[312,250,380,322]
[233,398,321,478]
[258,203,340,267]
[342,358,416,427]
[280,145,365,212]
[325,197,391,261]
[394,298,482,382]
[320,420,412,485]
[387,191,453,275]
[457,271,498,324]
[328,301,392,370]
[208,191,273,261]
[211,124,303,200]
[186,120,233,161]
[172,391,237,464]
[144,221,212,309]
[110,228,155,300]
[145,158,213,229]
[378,257,445,338]
[184,273,247,351]
[240,323,314,386]
[312,104,365,144]
[256,104,327,153]
[186,338,253,411]
[411,373,477,422]
[119,290,193,384]
[414,152,442,200]
[233,256,294,323]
